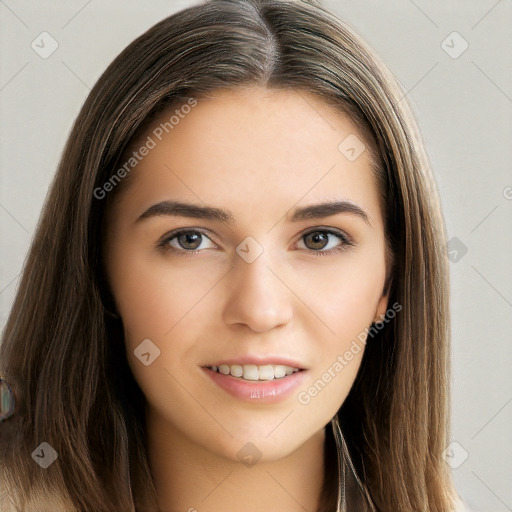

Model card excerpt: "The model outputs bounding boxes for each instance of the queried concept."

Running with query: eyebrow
[136,199,371,227]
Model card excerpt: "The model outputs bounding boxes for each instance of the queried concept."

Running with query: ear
[373,261,393,323]
[373,293,389,324]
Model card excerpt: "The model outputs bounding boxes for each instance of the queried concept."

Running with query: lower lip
[203,367,307,403]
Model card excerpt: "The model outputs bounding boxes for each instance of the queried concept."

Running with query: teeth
[230,364,243,377]
[274,365,287,378]
[243,365,259,380]
[257,365,274,380]
[208,364,301,381]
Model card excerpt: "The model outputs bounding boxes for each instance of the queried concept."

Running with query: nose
[222,250,293,333]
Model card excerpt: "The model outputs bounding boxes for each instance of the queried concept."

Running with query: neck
[146,411,326,512]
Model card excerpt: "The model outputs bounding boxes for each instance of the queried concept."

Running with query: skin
[104,86,390,512]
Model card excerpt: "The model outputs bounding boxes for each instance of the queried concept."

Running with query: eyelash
[157,228,354,257]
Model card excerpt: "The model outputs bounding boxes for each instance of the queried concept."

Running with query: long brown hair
[0,0,460,510]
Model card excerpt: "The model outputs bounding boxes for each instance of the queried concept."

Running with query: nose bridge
[222,239,293,332]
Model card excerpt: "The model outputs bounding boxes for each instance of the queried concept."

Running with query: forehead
[111,87,383,229]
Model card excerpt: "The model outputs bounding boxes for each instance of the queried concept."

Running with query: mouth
[204,363,303,381]
[202,359,307,403]
[202,356,308,402]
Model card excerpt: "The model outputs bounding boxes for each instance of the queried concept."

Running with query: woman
[0,0,467,510]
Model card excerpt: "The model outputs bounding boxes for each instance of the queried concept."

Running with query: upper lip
[204,356,307,370]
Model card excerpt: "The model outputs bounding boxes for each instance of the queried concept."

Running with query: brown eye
[298,229,352,254]
[177,231,202,250]
[159,229,216,254]
[304,231,330,250]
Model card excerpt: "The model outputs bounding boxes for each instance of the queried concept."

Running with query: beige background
[1,1,511,510]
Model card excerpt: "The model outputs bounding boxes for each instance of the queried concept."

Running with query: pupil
[180,232,201,249]
[307,232,328,250]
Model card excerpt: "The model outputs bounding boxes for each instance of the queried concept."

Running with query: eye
[297,229,353,255]
[158,228,353,256]
[158,229,216,254]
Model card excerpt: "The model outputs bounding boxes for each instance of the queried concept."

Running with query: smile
[203,362,307,403]
[205,364,301,381]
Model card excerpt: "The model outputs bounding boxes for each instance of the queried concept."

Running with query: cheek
[110,248,222,347]
[108,251,223,423]
[325,274,381,342]
[295,251,386,346]
[291,254,385,405]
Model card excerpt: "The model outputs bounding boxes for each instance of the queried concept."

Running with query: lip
[203,366,307,403]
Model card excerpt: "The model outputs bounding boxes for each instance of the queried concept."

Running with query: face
[104,86,390,462]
